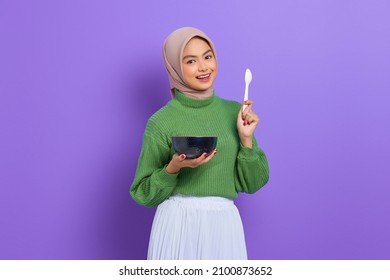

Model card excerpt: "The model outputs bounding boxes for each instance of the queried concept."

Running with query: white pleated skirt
[147,195,247,260]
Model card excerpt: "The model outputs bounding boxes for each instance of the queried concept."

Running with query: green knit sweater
[130,90,269,207]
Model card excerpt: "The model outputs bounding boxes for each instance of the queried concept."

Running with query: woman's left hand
[237,100,260,147]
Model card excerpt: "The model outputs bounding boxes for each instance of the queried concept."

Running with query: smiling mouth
[196,73,211,80]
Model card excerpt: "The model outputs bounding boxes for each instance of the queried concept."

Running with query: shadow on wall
[99,59,170,259]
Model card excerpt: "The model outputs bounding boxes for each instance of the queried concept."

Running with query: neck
[174,89,216,108]
[174,84,214,100]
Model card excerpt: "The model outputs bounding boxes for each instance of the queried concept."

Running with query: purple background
[1,0,389,260]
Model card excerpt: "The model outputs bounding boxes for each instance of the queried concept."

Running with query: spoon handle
[242,84,249,112]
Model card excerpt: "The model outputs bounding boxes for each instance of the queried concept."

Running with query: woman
[130,27,269,260]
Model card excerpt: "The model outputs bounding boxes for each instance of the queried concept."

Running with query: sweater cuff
[238,143,260,161]
[154,165,179,187]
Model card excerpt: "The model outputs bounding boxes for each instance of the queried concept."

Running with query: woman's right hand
[165,150,217,174]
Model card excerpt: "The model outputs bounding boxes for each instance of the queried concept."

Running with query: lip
[196,73,211,82]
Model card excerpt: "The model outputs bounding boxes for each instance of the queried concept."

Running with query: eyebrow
[182,49,212,61]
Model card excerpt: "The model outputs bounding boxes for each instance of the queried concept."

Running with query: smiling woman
[181,38,217,92]
[130,27,269,260]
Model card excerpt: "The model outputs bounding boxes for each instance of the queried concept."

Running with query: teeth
[197,74,210,79]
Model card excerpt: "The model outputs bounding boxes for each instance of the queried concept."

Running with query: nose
[198,59,208,72]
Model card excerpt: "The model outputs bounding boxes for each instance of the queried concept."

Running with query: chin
[192,81,214,91]
[197,85,212,91]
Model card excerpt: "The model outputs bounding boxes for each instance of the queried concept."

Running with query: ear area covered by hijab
[163,27,217,99]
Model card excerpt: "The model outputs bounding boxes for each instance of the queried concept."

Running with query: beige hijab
[163,27,217,99]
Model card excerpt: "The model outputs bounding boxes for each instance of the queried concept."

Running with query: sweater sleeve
[130,119,178,207]
[235,136,270,194]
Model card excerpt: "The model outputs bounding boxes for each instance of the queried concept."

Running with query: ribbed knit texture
[130,90,269,207]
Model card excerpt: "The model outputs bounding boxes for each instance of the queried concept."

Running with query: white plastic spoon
[242,68,252,112]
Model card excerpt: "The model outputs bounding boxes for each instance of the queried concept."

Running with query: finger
[244,99,254,106]
[242,100,252,112]
[247,114,260,126]
[243,113,258,126]
[242,101,251,113]
[241,100,254,119]
[193,150,216,163]
[179,154,187,161]
[200,150,217,164]
[243,112,252,125]
[205,149,217,158]
[185,153,207,167]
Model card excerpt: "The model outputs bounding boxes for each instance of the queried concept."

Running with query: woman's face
[181,37,217,91]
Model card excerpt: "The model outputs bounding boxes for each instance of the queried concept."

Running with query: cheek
[182,65,196,81]
[208,60,217,71]
[210,60,218,71]
[209,62,217,78]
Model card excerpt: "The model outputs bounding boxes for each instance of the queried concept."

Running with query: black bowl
[172,136,217,159]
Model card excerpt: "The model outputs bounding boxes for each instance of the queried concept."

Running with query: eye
[186,59,196,64]
[205,55,213,60]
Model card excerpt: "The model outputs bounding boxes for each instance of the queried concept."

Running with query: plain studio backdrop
[0,0,389,259]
